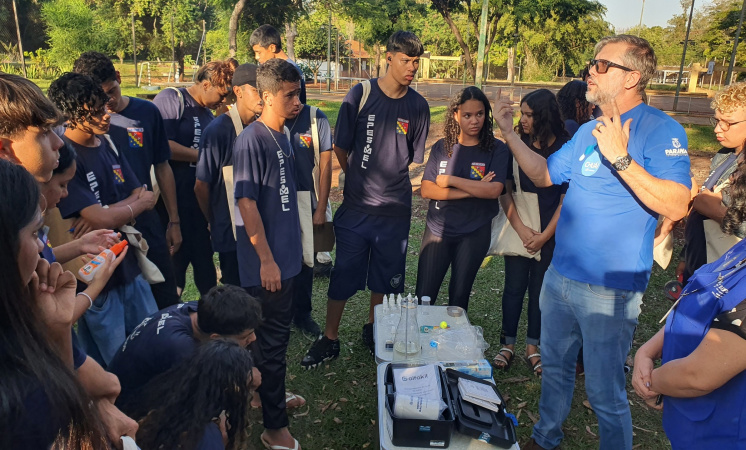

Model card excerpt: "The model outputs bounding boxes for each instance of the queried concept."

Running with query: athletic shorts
[327,204,410,301]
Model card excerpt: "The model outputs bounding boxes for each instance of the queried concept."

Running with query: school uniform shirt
[335,79,430,217]
[284,104,333,211]
[196,113,239,253]
[423,139,509,238]
[57,136,141,292]
[547,103,692,291]
[107,302,199,409]
[108,96,171,190]
[233,121,302,288]
[152,88,215,218]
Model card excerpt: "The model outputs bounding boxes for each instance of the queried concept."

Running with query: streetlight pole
[326,10,332,92]
[637,0,646,35]
[727,0,746,85]
[474,0,489,88]
[673,0,695,111]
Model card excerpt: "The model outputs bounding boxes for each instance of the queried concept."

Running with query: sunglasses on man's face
[589,59,634,74]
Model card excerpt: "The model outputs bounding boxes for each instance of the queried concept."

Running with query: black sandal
[493,347,514,371]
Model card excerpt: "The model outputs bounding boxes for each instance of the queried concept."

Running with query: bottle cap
[110,240,128,255]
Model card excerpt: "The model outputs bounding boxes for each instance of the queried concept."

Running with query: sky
[598,0,710,31]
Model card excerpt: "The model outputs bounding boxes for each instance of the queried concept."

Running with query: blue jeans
[77,275,158,367]
[532,265,642,450]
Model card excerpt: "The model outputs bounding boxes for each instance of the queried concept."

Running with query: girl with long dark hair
[415,86,509,310]
[556,80,593,137]
[0,159,107,449]
[494,89,569,377]
[131,339,254,450]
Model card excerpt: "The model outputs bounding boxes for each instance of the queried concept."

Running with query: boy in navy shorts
[233,58,303,450]
[301,31,430,368]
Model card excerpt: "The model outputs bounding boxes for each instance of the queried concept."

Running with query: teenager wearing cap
[195,63,263,287]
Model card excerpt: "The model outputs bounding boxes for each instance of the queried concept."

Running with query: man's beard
[586,80,622,107]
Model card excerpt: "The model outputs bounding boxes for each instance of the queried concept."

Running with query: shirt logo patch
[396,118,409,135]
[128,127,144,148]
[470,162,486,179]
[112,164,125,184]
[672,138,681,148]
[581,149,602,177]
[299,133,312,149]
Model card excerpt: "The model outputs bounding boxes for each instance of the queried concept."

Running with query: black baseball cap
[232,63,258,88]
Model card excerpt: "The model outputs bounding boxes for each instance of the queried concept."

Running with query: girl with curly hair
[415,86,510,311]
[494,89,569,377]
[131,339,255,450]
[679,82,746,282]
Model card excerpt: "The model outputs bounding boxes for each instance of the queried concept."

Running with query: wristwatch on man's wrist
[612,154,632,171]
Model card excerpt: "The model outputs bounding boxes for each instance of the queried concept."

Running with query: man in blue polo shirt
[233,58,303,450]
[284,103,333,336]
[301,31,430,368]
[195,63,263,287]
[494,35,692,450]
[73,51,181,309]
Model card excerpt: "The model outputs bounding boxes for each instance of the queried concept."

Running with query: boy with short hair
[233,57,302,450]
[73,51,181,309]
[250,24,307,104]
[302,31,430,368]
[49,72,159,367]
[0,73,65,183]
[195,63,263,286]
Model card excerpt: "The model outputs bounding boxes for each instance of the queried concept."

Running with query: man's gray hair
[595,35,657,93]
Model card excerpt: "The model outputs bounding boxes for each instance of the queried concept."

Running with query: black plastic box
[384,363,455,448]
[445,369,517,448]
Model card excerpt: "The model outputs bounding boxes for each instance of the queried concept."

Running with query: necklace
[259,119,293,159]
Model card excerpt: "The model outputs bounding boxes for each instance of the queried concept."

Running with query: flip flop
[260,432,300,450]
[492,347,514,371]
[251,391,307,410]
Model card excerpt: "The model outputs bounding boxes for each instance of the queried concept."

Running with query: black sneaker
[301,336,340,369]
[361,323,375,355]
[294,312,321,336]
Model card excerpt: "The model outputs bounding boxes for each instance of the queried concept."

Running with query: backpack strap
[227,105,243,137]
[358,80,371,115]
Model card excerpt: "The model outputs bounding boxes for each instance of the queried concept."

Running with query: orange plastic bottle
[78,240,128,282]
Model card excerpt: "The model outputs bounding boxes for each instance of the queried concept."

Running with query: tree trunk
[507,47,515,82]
[228,0,246,58]
[285,22,298,61]
[437,9,476,81]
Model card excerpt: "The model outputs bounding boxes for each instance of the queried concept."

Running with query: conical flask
[393,296,420,360]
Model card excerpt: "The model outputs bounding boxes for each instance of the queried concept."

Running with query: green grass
[178,194,685,449]
[682,124,721,153]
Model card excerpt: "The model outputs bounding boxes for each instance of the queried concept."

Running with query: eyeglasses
[588,59,634,74]
[709,117,746,131]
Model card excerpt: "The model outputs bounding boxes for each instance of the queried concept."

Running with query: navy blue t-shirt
[6,381,66,449]
[335,79,430,216]
[153,87,215,217]
[285,105,333,210]
[109,97,171,190]
[508,135,570,232]
[196,113,240,253]
[57,136,141,291]
[198,423,225,450]
[423,139,509,238]
[108,302,198,408]
[233,121,302,287]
